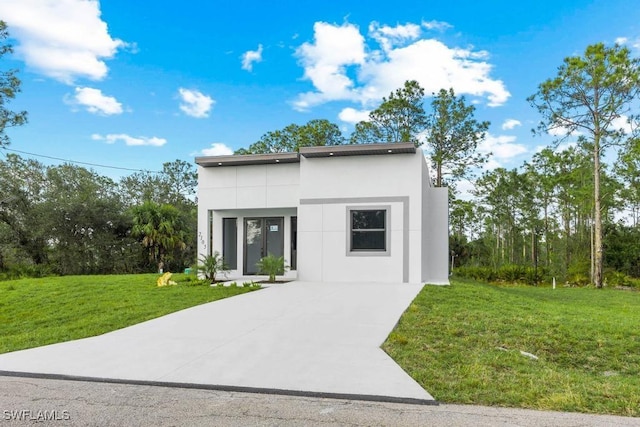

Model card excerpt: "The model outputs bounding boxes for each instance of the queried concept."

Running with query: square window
[350,209,387,252]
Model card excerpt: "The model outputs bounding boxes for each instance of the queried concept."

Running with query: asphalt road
[1,376,637,426]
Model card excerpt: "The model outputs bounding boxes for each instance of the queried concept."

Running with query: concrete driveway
[0,281,433,403]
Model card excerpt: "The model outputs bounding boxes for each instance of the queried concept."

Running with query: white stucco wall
[197,163,300,270]
[297,153,425,283]
[197,148,449,284]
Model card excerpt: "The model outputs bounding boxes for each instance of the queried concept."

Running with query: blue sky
[1,0,639,180]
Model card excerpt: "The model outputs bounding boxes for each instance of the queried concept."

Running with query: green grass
[0,274,258,354]
[383,279,640,417]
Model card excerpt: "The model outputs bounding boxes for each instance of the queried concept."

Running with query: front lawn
[383,279,640,416]
[0,274,257,354]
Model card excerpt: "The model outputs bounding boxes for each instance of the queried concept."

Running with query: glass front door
[243,217,284,274]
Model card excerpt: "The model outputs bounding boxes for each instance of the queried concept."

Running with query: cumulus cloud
[338,107,371,124]
[198,142,234,156]
[293,20,509,111]
[294,22,366,110]
[501,119,521,130]
[477,134,528,161]
[178,88,214,118]
[92,133,167,147]
[0,0,125,83]
[70,87,123,115]
[369,22,421,52]
[241,44,264,71]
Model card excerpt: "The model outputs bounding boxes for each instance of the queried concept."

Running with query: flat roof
[299,142,416,158]
[195,142,416,167]
[195,152,300,167]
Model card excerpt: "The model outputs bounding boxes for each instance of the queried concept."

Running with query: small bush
[256,253,288,283]
[195,252,229,283]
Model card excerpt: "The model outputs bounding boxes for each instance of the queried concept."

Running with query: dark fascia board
[196,152,300,167]
[299,142,416,158]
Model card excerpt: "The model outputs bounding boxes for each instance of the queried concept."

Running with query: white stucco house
[196,142,449,284]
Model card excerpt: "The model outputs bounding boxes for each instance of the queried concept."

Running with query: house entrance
[243,217,284,275]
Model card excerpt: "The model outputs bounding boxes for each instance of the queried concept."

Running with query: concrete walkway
[0,281,433,403]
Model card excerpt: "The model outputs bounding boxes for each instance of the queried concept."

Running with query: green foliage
[0,21,28,147]
[383,279,640,416]
[195,252,229,283]
[0,274,257,354]
[235,119,344,154]
[130,201,188,270]
[256,253,288,282]
[529,42,640,288]
[453,265,544,285]
[426,88,490,187]
[350,80,426,145]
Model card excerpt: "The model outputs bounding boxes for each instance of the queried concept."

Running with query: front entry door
[244,217,284,275]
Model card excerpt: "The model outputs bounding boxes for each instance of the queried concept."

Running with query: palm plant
[195,252,228,283]
[256,253,288,283]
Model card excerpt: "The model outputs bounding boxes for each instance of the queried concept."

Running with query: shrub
[195,252,229,284]
[256,253,288,283]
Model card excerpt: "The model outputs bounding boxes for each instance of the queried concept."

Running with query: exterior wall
[297,153,424,283]
[197,147,449,284]
[197,163,300,277]
[421,155,449,284]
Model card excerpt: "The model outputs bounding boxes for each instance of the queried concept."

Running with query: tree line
[0,155,197,277]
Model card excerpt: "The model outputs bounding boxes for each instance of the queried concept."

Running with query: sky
[1,0,639,181]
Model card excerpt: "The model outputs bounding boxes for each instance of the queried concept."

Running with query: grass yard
[383,279,640,417]
[0,274,257,354]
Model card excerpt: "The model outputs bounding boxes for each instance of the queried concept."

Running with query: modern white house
[196,142,449,284]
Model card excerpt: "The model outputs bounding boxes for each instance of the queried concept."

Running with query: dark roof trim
[195,143,417,167]
[195,152,300,167]
[299,142,416,158]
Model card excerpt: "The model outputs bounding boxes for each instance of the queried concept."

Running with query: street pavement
[1,375,638,427]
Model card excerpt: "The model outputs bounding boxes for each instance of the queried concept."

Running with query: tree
[235,119,344,154]
[528,43,640,288]
[130,201,188,272]
[0,21,27,147]
[426,88,490,187]
[350,80,427,145]
[40,163,130,275]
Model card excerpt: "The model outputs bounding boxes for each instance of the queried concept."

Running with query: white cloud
[241,44,264,71]
[614,36,640,50]
[611,115,634,134]
[199,143,234,156]
[92,133,167,147]
[338,107,370,124]
[178,88,214,118]
[547,123,582,137]
[294,22,366,110]
[478,134,528,162]
[369,22,421,52]
[71,87,123,115]
[421,20,452,31]
[293,21,509,111]
[0,0,125,83]
[501,119,521,130]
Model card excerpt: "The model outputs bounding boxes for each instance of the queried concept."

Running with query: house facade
[196,142,449,284]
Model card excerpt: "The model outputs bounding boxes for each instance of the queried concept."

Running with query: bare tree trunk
[593,139,603,288]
